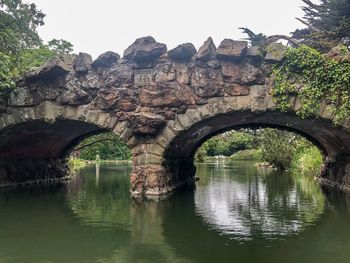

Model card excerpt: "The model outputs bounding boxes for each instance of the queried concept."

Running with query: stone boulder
[265,42,287,62]
[95,88,137,111]
[92,51,120,68]
[60,89,90,105]
[221,61,264,85]
[8,88,39,106]
[246,46,263,58]
[195,37,217,61]
[191,67,224,97]
[128,112,166,135]
[102,63,134,88]
[74,52,92,73]
[168,43,197,61]
[26,55,75,82]
[326,44,350,63]
[123,36,167,63]
[225,84,250,96]
[217,39,248,59]
[139,82,197,107]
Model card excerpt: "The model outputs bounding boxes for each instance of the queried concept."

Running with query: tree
[0,0,45,54]
[260,129,306,170]
[0,0,73,88]
[196,130,256,158]
[48,39,73,54]
[73,133,131,161]
[292,0,350,51]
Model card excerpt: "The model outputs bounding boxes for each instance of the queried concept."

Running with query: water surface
[0,161,350,262]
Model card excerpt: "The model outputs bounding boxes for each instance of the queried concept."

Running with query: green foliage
[16,46,55,73]
[291,146,323,177]
[260,129,302,170]
[194,143,208,162]
[68,157,87,170]
[239,27,268,47]
[0,51,15,89]
[272,45,350,123]
[0,0,45,54]
[293,0,350,52]
[0,0,73,88]
[75,133,131,161]
[229,149,263,161]
[48,39,73,54]
[200,131,256,157]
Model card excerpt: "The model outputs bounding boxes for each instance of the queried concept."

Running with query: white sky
[30,0,307,59]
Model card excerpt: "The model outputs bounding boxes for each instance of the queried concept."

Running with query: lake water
[0,161,350,263]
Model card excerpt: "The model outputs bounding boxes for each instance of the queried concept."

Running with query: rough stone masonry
[1,36,350,196]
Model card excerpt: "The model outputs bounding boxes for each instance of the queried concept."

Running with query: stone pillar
[0,158,71,187]
[129,143,196,196]
[318,155,350,191]
[130,143,171,196]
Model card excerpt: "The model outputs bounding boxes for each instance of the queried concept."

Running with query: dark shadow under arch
[0,120,107,160]
[163,111,350,184]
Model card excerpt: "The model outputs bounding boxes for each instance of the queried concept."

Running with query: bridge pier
[0,158,71,187]
[129,142,196,196]
[318,155,350,191]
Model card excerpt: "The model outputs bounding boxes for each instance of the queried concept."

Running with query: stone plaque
[134,69,153,86]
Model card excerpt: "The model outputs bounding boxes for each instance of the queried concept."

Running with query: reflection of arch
[162,166,326,263]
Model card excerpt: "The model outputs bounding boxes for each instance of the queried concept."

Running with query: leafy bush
[291,146,323,177]
[229,149,263,161]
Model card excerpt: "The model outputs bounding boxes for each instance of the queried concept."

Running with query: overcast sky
[31,0,307,58]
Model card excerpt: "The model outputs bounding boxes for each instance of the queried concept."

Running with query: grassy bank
[291,146,323,177]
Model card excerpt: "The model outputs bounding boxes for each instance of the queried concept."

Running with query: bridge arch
[1,36,350,196]
[0,101,133,185]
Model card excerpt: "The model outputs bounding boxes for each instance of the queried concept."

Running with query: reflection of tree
[67,164,132,228]
[67,164,190,263]
[194,161,325,240]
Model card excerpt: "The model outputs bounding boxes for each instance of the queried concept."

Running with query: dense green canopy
[292,0,350,51]
[0,0,73,89]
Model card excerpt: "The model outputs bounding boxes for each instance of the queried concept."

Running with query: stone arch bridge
[1,36,350,196]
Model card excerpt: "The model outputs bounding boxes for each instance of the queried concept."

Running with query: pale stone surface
[217,39,248,59]
[265,42,287,62]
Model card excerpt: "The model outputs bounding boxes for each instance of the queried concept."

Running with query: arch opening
[162,110,350,193]
[0,119,130,187]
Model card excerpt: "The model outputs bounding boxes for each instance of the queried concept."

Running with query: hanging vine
[272,45,350,124]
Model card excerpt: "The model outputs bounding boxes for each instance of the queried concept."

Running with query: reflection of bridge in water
[0,162,348,262]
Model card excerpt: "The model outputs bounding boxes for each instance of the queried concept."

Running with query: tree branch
[72,138,113,152]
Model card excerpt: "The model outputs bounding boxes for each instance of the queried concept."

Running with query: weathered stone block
[128,112,166,135]
[191,67,224,97]
[221,61,264,85]
[92,51,120,68]
[123,36,167,63]
[139,82,196,108]
[195,37,216,61]
[168,43,197,61]
[250,85,267,112]
[225,84,250,96]
[217,39,248,59]
[74,52,92,72]
[153,62,176,82]
[265,42,287,62]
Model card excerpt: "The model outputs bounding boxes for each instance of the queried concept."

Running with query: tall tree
[0,0,73,89]
[292,0,350,51]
